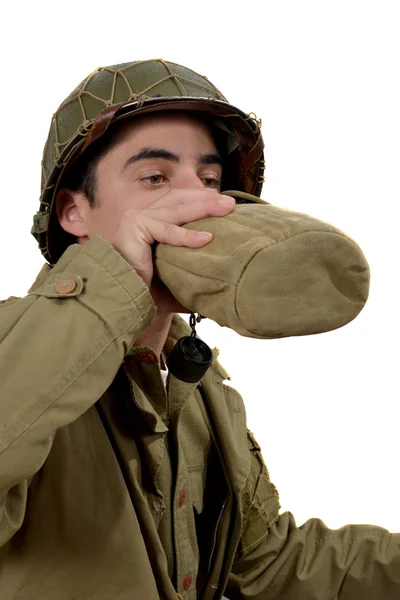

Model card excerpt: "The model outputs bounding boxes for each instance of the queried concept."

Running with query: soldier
[0,59,398,599]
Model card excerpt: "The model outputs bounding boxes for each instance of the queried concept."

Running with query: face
[57,112,222,242]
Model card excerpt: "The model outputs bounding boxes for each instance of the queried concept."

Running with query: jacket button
[183,575,192,591]
[56,279,77,294]
[138,352,156,364]
[178,490,186,507]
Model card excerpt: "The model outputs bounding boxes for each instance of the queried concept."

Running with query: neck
[133,312,174,363]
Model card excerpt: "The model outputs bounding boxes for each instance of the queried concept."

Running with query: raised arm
[0,235,155,546]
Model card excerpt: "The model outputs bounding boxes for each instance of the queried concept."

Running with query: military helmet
[32,58,265,264]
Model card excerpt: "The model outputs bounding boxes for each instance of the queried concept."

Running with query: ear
[56,188,90,239]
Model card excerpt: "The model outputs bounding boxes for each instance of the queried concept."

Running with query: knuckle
[163,222,175,236]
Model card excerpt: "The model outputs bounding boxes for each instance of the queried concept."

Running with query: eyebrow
[122,147,222,172]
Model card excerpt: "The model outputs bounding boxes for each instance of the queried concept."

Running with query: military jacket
[0,236,399,599]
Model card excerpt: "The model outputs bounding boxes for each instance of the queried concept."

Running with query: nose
[173,167,205,190]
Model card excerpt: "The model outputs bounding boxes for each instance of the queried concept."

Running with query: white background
[1,1,399,532]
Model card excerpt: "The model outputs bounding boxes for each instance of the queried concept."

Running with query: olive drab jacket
[0,235,399,600]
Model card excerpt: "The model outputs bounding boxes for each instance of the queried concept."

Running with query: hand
[110,188,236,290]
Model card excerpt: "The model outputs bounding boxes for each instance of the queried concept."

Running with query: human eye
[141,173,167,186]
[201,177,221,190]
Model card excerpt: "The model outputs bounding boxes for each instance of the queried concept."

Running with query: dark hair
[60,112,236,206]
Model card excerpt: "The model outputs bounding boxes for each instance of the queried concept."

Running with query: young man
[0,59,398,599]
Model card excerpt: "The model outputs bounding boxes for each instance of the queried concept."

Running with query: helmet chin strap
[166,313,213,383]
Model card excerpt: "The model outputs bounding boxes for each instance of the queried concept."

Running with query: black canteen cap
[166,336,213,383]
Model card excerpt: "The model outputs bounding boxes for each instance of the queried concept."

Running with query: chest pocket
[180,388,231,514]
[178,389,229,589]
[180,390,213,515]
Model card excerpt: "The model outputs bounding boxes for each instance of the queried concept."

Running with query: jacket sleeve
[226,431,400,599]
[0,236,156,547]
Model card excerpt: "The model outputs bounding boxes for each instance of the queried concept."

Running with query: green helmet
[32,58,265,264]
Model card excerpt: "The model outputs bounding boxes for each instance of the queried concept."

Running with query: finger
[147,188,234,209]
[145,195,236,225]
[143,217,214,248]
